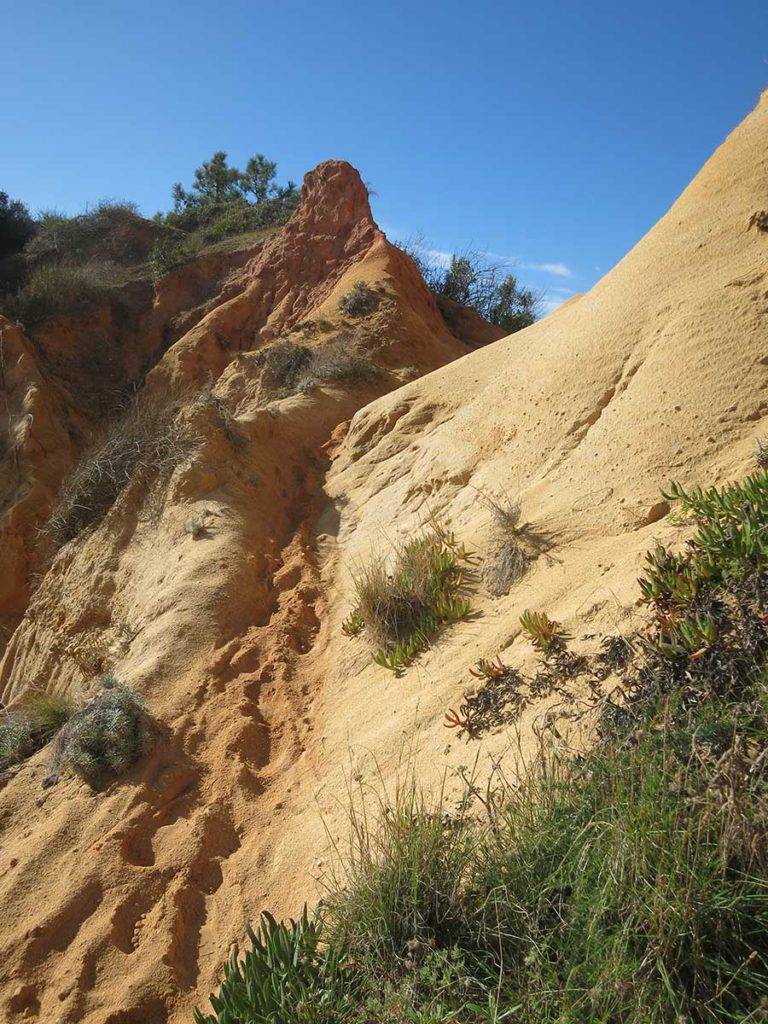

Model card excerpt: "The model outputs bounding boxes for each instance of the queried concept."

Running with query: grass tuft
[346,525,472,672]
[0,691,74,769]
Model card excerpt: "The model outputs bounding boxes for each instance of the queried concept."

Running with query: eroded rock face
[11,80,767,1021]
[0,161,487,1023]
[13,79,768,1015]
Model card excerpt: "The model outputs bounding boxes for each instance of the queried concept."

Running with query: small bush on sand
[44,391,196,547]
[756,435,768,469]
[345,525,472,672]
[51,678,148,787]
[338,282,379,318]
[0,691,74,769]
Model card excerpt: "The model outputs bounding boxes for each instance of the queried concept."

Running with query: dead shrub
[44,390,197,547]
[193,380,246,449]
[478,489,553,596]
[255,338,379,401]
[253,339,314,396]
[297,338,379,391]
[338,281,379,318]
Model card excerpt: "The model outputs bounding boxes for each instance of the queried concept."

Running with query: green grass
[0,691,74,768]
[344,525,473,673]
[193,907,353,1024]
[196,470,768,1023]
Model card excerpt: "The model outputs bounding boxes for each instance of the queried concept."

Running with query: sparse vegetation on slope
[254,338,380,400]
[338,281,379,318]
[343,525,473,672]
[0,692,74,770]
[0,199,151,325]
[44,390,197,548]
[199,469,768,1023]
[2,259,123,326]
[51,676,149,788]
[27,201,149,264]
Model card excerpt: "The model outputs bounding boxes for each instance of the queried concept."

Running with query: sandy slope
[0,162,490,1023]
[1,91,767,1023]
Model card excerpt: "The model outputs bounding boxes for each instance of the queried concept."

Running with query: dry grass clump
[44,390,196,548]
[1,259,121,327]
[297,339,379,391]
[756,435,768,469]
[255,338,379,401]
[0,691,74,770]
[478,488,554,596]
[253,339,314,396]
[478,490,527,595]
[50,676,149,788]
[344,525,472,672]
[338,281,379,318]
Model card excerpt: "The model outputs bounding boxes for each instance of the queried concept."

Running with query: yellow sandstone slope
[1,91,767,1024]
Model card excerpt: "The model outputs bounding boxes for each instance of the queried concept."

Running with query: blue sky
[3,0,767,311]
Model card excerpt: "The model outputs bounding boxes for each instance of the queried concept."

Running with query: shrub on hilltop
[159,150,300,241]
[398,237,541,333]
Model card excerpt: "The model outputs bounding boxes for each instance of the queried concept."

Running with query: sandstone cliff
[1,88,767,1023]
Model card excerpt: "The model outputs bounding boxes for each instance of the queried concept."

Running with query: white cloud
[521,261,573,278]
[426,249,453,269]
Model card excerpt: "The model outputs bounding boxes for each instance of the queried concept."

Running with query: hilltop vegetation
[398,237,541,333]
[0,150,299,327]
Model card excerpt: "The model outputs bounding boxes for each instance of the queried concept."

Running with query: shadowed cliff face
[0,160,501,1024]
